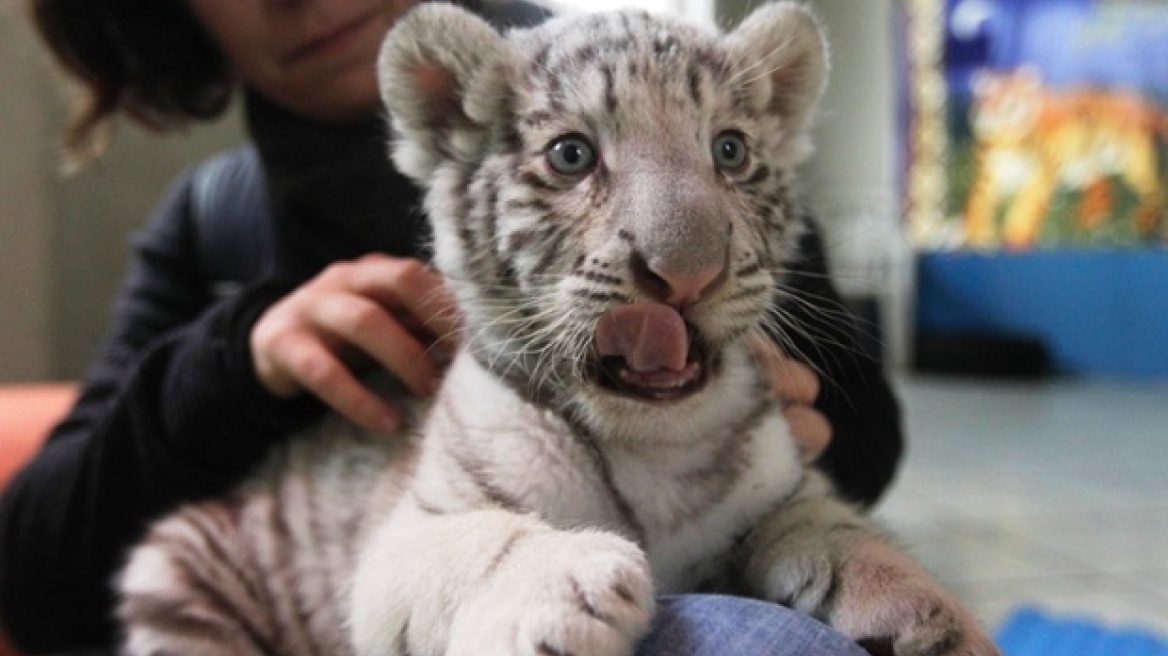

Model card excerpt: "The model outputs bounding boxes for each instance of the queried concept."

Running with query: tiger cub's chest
[425,354,803,592]
[609,410,803,592]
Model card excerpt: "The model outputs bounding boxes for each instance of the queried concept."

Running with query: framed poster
[904,0,1168,250]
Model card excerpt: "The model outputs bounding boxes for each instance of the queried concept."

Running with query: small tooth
[647,377,689,390]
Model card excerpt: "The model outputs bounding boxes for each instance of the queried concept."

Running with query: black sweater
[0,53,902,656]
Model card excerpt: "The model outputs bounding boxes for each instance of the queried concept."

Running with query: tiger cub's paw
[826,543,1002,656]
[447,530,655,656]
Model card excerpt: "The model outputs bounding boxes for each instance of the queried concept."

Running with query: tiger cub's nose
[631,252,728,309]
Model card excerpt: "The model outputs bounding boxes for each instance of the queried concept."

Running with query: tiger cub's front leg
[739,491,1001,656]
[350,507,655,656]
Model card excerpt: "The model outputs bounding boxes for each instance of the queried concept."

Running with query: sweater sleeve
[780,223,904,508]
[0,175,323,654]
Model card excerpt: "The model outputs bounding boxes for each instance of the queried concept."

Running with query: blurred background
[1,0,1166,652]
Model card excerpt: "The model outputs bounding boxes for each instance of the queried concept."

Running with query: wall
[798,0,908,369]
[0,4,243,382]
[0,3,54,382]
[48,111,244,379]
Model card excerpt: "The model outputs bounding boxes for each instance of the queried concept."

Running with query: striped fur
[117,4,999,656]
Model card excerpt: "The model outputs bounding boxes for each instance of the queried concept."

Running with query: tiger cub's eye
[547,135,597,175]
[712,131,748,170]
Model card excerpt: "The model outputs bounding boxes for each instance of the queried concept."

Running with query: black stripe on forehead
[541,36,636,82]
[532,10,655,81]
[688,62,703,106]
[653,33,680,58]
[518,13,738,124]
[602,63,617,114]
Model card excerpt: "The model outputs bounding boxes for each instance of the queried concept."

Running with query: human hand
[251,254,460,433]
[747,336,832,463]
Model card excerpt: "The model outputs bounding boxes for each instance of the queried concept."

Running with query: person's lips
[283,12,377,65]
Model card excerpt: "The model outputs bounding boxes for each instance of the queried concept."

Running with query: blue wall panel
[916,251,1168,378]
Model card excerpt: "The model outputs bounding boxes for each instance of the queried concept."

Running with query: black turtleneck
[246,92,431,277]
[0,1,898,650]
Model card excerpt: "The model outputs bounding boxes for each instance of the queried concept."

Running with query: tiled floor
[874,375,1168,639]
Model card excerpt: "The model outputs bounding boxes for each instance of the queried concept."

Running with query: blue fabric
[996,606,1168,656]
[637,595,868,656]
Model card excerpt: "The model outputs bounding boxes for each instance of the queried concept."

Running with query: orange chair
[0,382,77,656]
[0,383,76,488]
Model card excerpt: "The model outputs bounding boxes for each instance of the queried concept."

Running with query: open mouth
[591,303,713,402]
[594,341,710,401]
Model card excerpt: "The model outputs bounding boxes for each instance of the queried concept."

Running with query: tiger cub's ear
[378,3,513,182]
[726,2,828,141]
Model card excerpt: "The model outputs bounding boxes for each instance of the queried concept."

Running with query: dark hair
[30,0,234,165]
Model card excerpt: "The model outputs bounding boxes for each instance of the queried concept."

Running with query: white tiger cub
[117,3,1000,656]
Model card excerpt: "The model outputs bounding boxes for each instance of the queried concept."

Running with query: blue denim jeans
[636,595,869,656]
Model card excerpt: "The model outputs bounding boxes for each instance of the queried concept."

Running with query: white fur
[350,350,804,655]
[637,410,802,592]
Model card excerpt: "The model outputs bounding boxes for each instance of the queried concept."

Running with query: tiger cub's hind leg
[117,503,294,656]
[739,490,1001,656]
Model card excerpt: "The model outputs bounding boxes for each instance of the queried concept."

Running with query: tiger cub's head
[379,2,827,440]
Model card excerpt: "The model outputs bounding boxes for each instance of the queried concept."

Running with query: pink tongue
[595,303,690,373]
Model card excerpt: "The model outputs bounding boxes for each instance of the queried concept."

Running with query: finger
[310,295,441,398]
[281,333,403,433]
[746,335,820,405]
[350,257,463,342]
[783,404,833,464]
[769,358,820,406]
